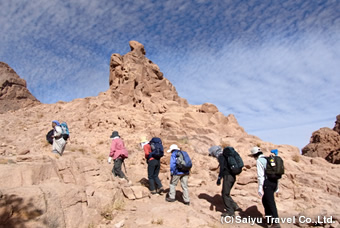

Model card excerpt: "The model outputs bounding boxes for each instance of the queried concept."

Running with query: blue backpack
[176,150,192,172]
[149,137,164,159]
[60,122,70,140]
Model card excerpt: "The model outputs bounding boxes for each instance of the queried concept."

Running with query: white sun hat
[249,146,262,156]
[167,144,180,153]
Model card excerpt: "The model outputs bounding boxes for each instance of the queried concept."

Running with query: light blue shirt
[256,154,279,193]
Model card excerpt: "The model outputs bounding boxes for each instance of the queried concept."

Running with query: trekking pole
[123,159,127,174]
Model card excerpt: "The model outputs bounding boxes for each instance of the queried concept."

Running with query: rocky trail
[1,41,340,228]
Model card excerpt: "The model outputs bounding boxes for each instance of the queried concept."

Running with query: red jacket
[109,138,128,160]
[143,143,154,161]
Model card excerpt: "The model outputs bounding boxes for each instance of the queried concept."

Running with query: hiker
[249,146,281,228]
[141,136,164,194]
[51,120,66,156]
[166,144,191,205]
[215,146,242,217]
[108,131,130,182]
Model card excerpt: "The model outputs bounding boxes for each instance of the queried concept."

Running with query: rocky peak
[302,115,340,164]
[108,41,188,113]
[333,114,340,134]
[129,40,146,56]
[0,62,39,113]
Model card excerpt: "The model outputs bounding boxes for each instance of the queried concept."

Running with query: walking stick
[123,159,127,174]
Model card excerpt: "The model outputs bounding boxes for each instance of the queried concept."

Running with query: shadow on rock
[239,205,267,228]
[0,193,44,228]
[198,193,225,213]
[138,178,149,188]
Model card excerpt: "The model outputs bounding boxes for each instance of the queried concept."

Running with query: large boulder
[302,115,340,164]
[333,114,340,134]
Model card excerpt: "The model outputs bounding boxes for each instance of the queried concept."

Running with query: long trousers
[112,158,127,180]
[222,174,239,215]
[169,174,190,203]
[148,159,162,191]
[262,179,279,222]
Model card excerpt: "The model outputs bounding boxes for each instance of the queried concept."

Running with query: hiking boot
[150,190,157,195]
[165,197,176,202]
[184,201,190,206]
[157,188,164,195]
[221,212,235,217]
[234,206,242,211]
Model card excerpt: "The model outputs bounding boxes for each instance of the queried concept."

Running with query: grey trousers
[169,175,190,203]
[112,158,127,180]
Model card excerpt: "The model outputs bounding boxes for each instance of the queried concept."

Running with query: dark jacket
[218,155,232,179]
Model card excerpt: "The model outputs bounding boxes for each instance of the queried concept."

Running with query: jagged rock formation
[302,115,340,164]
[0,62,40,113]
[333,114,340,134]
[109,41,188,113]
[0,42,339,228]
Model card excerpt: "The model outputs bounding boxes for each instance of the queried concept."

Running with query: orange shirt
[143,143,154,161]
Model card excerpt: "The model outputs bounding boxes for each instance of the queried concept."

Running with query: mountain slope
[0,41,339,228]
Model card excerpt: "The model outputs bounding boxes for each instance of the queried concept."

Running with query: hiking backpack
[60,122,69,140]
[223,147,244,175]
[149,137,164,159]
[46,129,54,145]
[176,150,192,172]
[265,156,284,180]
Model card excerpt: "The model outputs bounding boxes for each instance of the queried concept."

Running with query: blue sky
[1,0,339,150]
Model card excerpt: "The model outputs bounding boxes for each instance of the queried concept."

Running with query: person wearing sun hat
[166,144,190,205]
[249,146,281,228]
[108,131,130,183]
[140,136,164,195]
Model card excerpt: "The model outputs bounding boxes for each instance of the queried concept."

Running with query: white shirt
[256,154,279,193]
[54,126,63,137]
[256,155,266,192]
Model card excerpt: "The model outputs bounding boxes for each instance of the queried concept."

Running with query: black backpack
[46,129,54,145]
[223,147,244,175]
[149,137,164,159]
[265,156,284,180]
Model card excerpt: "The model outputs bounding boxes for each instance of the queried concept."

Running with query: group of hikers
[108,131,192,205]
[209,145,283,228]
[46,121,284,228]
[106,130,284,228]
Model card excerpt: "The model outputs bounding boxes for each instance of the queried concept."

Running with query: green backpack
[223,147,244,175]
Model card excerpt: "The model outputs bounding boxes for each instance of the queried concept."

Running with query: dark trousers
[112,158,127,180]
[147,159,162,191]
[222,174,239,215]
[262,179,279,221]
